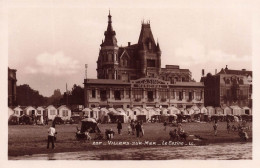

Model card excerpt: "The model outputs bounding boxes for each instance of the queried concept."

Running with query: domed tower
[97,10,119,79]
[137,21,161,78]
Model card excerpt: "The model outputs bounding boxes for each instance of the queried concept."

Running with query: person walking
[163,121,167,131]
[213,120,218,136]
[47,123,56,149]
[227,119,231,134]
[135,122,142,137]
[130,120,135,135]
[117,121,122,135]
[140,122,144,137]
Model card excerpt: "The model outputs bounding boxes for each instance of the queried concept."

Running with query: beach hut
[154,108,162,115]
[57,105,72,121]
[46,105,58,120]
[230,106,243,115]
[222,106,232,115]
[206,106,215,115]
[146,108,157,121]
[23,106,37,116]
[187,108,195,115]
[82,107,92,117]
[191,105,201,114]
[124,108,135,120]
[199,106,207,114]
[215,107,224,115]
[13,106,23,116]
[132,107,141,116]
[242,106,252,115]
[36,106,45,124]
[161,108,169,115]
[167,106,181,115]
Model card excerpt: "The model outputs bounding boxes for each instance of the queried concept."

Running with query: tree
[16,84,48,106]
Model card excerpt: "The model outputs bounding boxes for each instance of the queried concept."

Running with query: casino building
[84,11,204,109]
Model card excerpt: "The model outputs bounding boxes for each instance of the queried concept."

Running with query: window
[189,91,192,101]
[179,91,182,100]
[147,59,156,67]
[100,90,107,101]
[114,90,121,100]
[50,110,56,115]
[62,110,68,116]
[92,89,96,98]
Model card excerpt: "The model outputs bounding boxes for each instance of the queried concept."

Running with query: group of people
[115,120,144,137]
[169,123,187,141]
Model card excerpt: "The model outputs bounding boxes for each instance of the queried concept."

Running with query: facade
[57,105,71,120]
[8,67,17,106]
[84,12,204,109]
[200,66,252,108]
[45,105,58,120]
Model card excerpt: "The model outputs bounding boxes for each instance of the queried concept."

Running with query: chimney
[215,69,217,75]
[202,69,204,77]
[128,42,131,47]
[242,69,246,71]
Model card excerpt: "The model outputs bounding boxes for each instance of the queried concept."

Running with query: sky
[6,0,253,97]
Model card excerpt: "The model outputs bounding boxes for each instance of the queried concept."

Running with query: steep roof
[217,67,252,77]
[137,23,158,51]
[101,11,118,47]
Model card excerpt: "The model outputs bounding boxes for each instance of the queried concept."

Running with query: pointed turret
[156,40,161,52]
[102,10,118,47]
[138,22,156,51]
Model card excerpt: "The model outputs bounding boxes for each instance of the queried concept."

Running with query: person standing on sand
[213,120,218,136]
[47,123,56,149]
[140,121,144,137]
[227,119,231,134]
[117,121,122,135]
[135,122,142,137]
[130,120,135,135]
[163,121,167,131]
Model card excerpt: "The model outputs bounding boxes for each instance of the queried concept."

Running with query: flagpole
[66,83,68,106]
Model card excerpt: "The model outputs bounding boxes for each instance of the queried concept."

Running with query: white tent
[154,108,162,115]
[146,108,157,120]
[168,106,181,115]
[108,108,118,114]
[13,106,22,116]
[230,106,243,115]
[46,105,58,120]
[36,106,45,124]
[222,106,232,115]
[160,108,169,115]
[206,106,215,115]
[24,106,37,116]
[215,107,224,115]
[200,106,208,114]
[191,105,200,114]
[57,105,72,120]
[124,108,135,120]
[82,108,92,117]
[187,108,195,115]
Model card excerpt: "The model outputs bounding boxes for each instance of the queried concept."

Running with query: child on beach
[128,125,131,135]
[213,121,218,136]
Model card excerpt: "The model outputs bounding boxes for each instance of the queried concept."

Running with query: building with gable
[200,65,252,108]
[84,11,204,109]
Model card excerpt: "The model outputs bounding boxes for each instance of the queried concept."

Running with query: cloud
[174,38,251,66]
[25,51,80,76]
